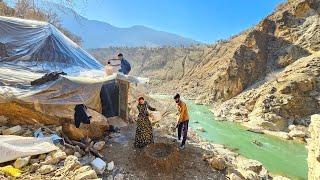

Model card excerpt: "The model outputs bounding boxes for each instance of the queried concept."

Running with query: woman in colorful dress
[134,96,157,148]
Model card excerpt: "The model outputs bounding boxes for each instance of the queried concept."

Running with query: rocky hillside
[90,0,320,134]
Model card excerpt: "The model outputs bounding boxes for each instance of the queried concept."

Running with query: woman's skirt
[134,116,154,148]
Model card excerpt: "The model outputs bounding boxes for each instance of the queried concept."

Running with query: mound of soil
[143,143,179,173]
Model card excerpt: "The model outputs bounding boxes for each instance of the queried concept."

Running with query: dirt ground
[102,124,226,180]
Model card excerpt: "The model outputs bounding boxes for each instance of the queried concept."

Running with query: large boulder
[62,109,109,140]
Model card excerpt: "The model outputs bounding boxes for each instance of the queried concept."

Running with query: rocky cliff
[308,114,320,180]
[90,0,320,134]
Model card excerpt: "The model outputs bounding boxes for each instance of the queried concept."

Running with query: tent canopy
[0,16,151,120]
[0,16,103,74]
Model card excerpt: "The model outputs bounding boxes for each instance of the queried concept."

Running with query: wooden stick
[65,143,80,152]
[30,118,56,134]
[89,147,103,159]
[61,129,104,158]
[71,140,87,149]
[61,131,73,145]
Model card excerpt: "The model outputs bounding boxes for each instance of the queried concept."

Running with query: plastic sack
[0,165,21,177]
[91,158,106,174]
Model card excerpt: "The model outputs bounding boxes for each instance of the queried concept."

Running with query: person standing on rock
[134,96,157,148]
[174,93,190,150]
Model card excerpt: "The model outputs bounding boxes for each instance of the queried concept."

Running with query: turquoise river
[152,95,308,179]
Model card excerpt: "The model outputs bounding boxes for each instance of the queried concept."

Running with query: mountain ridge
[39,1,200,48]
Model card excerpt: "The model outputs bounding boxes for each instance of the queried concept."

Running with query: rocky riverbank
[151,95,292,180]
[211,53,320,143]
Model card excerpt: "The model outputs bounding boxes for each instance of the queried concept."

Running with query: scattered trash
[34,128,64,145]
[50,134,64,145]
[0,165,21,177]
[34,128,44,138]
[90,158,106,174]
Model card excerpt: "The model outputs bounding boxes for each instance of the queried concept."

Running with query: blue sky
[12,0,285,43]
[71,0,285,43]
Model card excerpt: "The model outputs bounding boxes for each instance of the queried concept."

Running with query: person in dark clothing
[117,53,131,75]
[74,104,92,128]
[174,93,189,150]
[134,96,157,148]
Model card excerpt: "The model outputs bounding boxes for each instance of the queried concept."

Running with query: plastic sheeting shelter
[0,65,135,122]
[0,17,148,122]
[0,16,103,74]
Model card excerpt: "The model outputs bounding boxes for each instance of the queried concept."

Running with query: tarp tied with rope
[0,16,148,121]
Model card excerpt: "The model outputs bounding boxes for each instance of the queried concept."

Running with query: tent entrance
[100,79,129,120]
[100,80,119,118]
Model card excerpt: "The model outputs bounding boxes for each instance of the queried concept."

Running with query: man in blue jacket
[118,53,131,75]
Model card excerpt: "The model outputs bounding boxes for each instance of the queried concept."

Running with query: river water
[151,95,308,180]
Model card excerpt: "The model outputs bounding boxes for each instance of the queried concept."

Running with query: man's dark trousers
[178,120,189,146]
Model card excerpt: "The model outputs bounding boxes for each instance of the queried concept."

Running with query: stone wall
[308,114,320,180]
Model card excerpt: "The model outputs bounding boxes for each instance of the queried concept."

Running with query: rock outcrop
[308,114,320,180]
[214,53,320,134]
